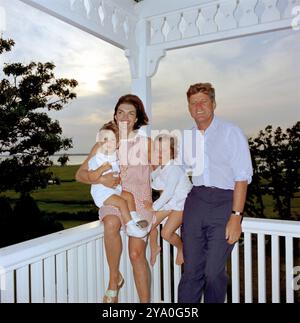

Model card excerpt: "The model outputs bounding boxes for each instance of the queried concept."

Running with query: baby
[88,121,148,238]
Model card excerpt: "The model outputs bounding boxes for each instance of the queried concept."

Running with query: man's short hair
[187,83,216,103]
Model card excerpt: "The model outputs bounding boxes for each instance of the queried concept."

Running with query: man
[178,83,253,303]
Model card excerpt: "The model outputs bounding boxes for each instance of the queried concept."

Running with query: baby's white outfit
[88,151,122,208]
[151,161,193,211]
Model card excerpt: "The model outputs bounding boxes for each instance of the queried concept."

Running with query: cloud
[152,29,300,137]
[1,0,299,153]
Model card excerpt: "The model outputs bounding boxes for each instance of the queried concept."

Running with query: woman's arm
[75,143,120,187]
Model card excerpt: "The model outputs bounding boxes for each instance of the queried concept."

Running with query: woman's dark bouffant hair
[113,94,149,130]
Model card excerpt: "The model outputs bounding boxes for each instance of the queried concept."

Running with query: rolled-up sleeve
[228,127,253,184]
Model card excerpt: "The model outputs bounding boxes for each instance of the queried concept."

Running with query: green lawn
[0,165,96,214]
[1,165,299,224]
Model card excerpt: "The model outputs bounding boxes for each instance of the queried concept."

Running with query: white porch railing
[0,218,299,303]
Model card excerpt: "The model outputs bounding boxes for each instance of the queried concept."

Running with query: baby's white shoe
[126,220,147,238]
[130,211,149,229]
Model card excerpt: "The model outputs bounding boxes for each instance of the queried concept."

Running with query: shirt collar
[193,115,219,135]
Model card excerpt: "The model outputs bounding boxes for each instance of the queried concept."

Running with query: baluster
[87,241,97,303]
[181,9,199,38]
[231,242,240,303]
[163,238,172,302]
[285,236,294,303]
[244,232,253,303]
[238,0,259,27]
[44,256,56,303]
[152,224,162,302]
[283,0,300,18]
[31,261,44,303]
[173,227,182,303]
[271,235,280,303]
[16,266,30,303]
[150,17,165,44]
[95,238,104,302]
[118,233,127,303]
[197,5,218,34]
[78,244,88,303]
[56,252,68,303]
[67,248,79,303]
[261,0,281,23]
[165,13,182,41]
[215,0,238,31]
[0,270,14,303]
[257,234,266,303]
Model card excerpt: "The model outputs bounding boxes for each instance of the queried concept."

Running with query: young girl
[144,134,193,266]
[88,121,148,238]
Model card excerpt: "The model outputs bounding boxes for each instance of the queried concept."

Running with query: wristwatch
[231,210,244,223]
[231,210,243,216]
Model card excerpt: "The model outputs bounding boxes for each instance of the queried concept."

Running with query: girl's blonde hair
[154,134,178,160]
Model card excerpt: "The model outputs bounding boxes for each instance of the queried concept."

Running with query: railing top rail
[242,217,300,237]
[0,217,299,271]
[0,221,103,271]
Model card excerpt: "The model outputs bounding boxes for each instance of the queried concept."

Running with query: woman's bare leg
[128,237,150,303]
[149,211,171,266]
[161,211,184,265]
[102,215,122,302]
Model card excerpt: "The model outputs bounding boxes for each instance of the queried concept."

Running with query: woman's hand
[143,200,153,211]
[99,162,112,173]
[99,172,120,188]
[88,162,112,182]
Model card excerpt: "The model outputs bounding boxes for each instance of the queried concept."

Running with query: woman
[75,94,153,303]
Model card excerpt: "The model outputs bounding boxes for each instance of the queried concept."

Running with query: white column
[131,76,152,122]
[127,19,153,123]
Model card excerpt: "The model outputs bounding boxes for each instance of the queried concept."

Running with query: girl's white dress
[88,151,122,208]
[151,161,193,211]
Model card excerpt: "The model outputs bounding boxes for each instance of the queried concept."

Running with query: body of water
[50,155,88,165]
[0,155,88,166]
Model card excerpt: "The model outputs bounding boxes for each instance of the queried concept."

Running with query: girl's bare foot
[175,248,184,266]
[150,245,161,266]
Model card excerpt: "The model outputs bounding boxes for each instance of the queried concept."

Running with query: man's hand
[225,215,242,245]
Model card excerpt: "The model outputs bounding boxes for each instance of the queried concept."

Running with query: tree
[246,122,300,220]
[0,36,78,194]
[57,154,69,167]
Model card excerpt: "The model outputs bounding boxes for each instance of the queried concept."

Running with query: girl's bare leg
[121,191,148,228]
[161,211,184,265]
[149,211,171,266]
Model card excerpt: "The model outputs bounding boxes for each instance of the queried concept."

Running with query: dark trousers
[178,186,234,303]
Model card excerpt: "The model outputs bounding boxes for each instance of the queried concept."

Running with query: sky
[0,0,299,154]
